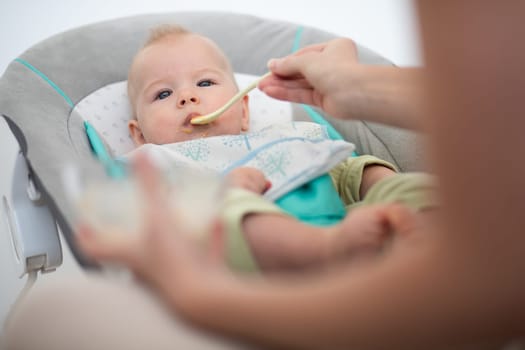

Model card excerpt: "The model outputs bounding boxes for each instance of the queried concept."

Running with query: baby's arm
[360,165,397,198]
[242,205,402,272]
[242,213,330,271]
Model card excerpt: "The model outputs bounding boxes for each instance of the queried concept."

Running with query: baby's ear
[128,119,146,146]
[241,95,250,132]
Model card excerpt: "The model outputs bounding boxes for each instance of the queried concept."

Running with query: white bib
[125,122,355,200]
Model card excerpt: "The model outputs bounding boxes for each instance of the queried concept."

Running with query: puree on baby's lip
[178,128,211,137]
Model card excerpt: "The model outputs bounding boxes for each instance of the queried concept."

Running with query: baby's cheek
[221,113,244,132]
[146,128,171,144]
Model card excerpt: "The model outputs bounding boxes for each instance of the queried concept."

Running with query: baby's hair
[143,24,191,47]
[128,24,191,119]
[127,23,237,120]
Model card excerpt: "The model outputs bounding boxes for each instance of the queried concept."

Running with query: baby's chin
[172,129,243,143]
[166,129,213,143]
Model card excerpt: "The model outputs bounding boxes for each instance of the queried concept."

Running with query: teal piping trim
[14,58,125,178]
[291,28,357,156]
[301,104,343,140]
[291,26,304,53]
[84,121,127,179]
[15,58,74,108]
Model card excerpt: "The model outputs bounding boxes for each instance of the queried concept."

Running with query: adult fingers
[258,74,315,103]
[259,75,312,90]
[207,219,225,264]
[131,152,176,236]
[267,51,319,79]
[267,38,356,77]
[291,42,328,56]
[76,223,140,267]
[382,203,419,237]
[323,38,358,57]
[132,152,164,208]
[263,43,326,80]
[259,84,317,106]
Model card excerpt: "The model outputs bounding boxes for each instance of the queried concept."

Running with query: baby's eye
[197,79,216,87]
[156,90,172,100]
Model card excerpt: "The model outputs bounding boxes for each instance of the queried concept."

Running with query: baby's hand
[227,167,271,194]
[326,203,417,262]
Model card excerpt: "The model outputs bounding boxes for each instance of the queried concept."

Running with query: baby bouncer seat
[0,11,424,344]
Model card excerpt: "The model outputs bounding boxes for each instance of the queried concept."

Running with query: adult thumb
[267,53,314,78]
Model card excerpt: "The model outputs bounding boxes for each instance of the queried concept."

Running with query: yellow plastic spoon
[191,72,271,125]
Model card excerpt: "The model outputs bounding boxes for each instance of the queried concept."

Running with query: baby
[125,24,434,272]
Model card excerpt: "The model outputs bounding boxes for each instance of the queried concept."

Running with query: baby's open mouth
[184,112,201,126]
[179,112,212,135]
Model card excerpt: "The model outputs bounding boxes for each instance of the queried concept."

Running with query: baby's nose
[177,91,200,107]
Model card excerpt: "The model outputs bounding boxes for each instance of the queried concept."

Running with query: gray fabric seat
[0,11,423,267]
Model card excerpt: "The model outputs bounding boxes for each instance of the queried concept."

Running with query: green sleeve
[329,156,437,211]
[329,155,398,206]
[219,188,287,273]
[360,172,438,211]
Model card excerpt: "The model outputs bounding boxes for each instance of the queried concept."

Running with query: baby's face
[128,34,249,145]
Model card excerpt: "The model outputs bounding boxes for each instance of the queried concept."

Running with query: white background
[0,0,421,75]
[0,0,421,332]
